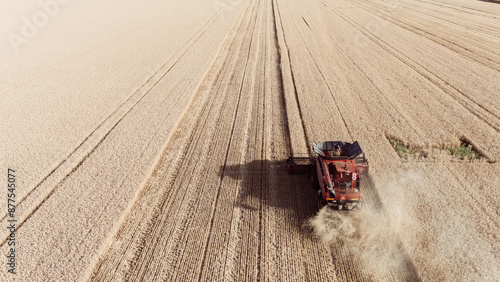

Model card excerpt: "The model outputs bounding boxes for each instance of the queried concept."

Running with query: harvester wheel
[317,199,326,210]
[310,169,319,189]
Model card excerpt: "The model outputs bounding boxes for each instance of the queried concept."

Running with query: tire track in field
[413,0,500,19]
[390,0,500,36]
[195,3,268,279]
[270,2,340,280]
[87,1,255,280]
[349,0,500,72]
[274,0,422,280]
[218,0,266,279]
[296,4,429,143]
[393,0,500,33]
[444,165,500,234]
[1,0,236,240]
[318,0,500,134]
[125,2,260,279]
[273,0,371,280]
[286,6,358,141]
[272,0,310,155]
[0,3,238,249]
[197,7,256,278]
[94,0,338,280]
[90,0,260,280]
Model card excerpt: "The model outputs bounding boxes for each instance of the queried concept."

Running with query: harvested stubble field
[1,0,499,281]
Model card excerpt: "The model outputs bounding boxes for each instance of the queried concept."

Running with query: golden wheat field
[1,0,499,281]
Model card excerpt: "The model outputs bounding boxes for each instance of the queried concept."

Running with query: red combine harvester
[287,141,369,210]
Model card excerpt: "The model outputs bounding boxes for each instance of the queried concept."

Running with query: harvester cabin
[328,160,359,189]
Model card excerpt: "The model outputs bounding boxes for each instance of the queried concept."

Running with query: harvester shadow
[220,159,318,233]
